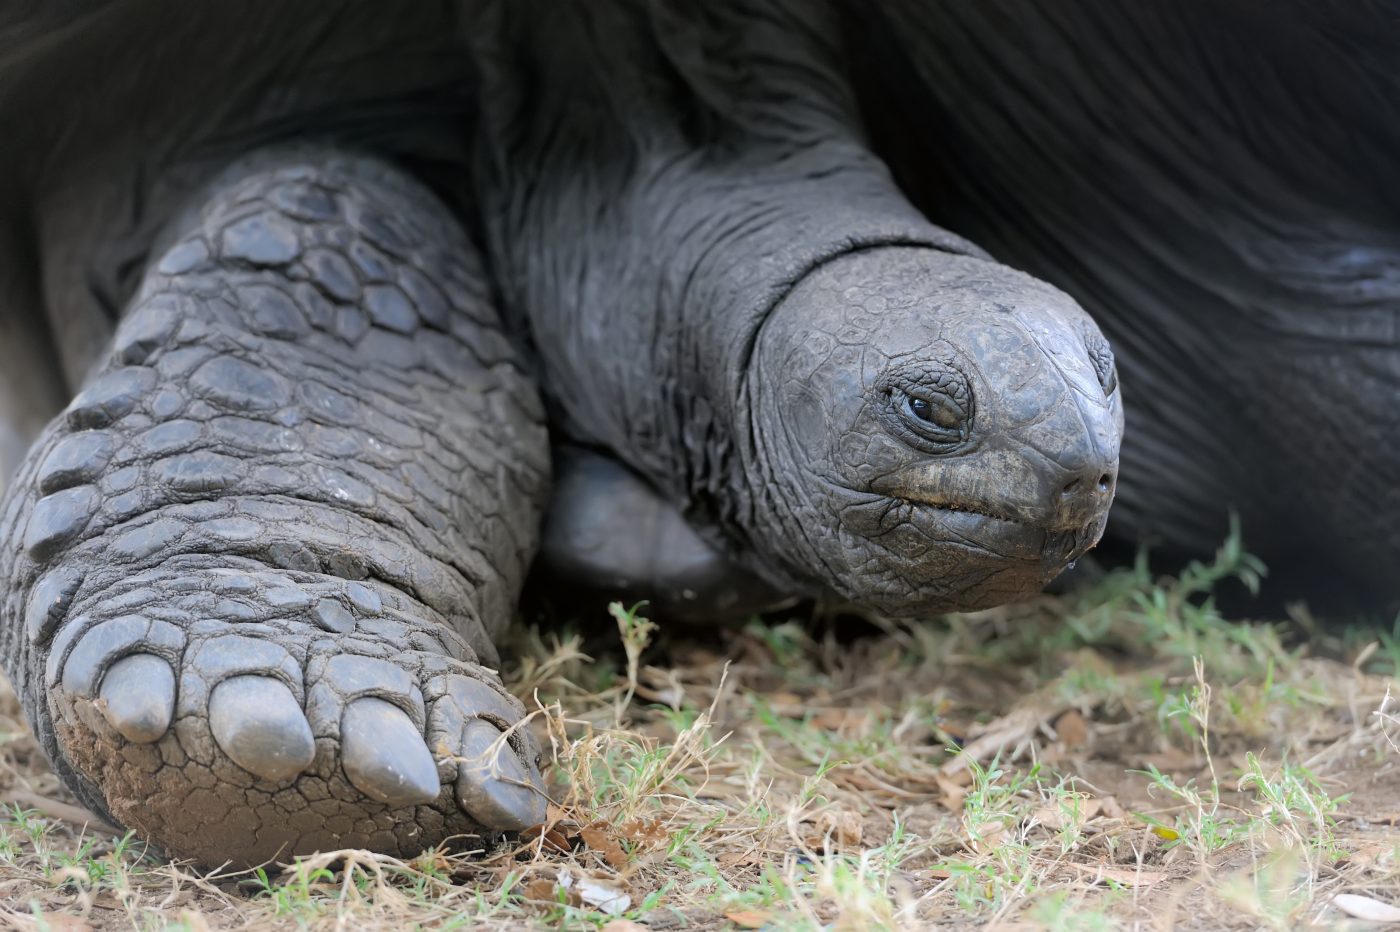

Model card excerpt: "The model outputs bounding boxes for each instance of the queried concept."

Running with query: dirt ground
[3,542,1400,930]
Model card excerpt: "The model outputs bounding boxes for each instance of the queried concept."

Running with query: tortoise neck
[473,0,984,573]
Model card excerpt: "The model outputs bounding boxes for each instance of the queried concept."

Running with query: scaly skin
[479,0,1122,617]
[0,149,550,866]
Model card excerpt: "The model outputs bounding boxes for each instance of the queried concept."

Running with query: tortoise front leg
[0,149,550,865]
[538,447,791,621]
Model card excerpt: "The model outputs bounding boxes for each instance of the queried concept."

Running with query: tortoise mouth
[909,497,1022,525]
[901,497,1092,567]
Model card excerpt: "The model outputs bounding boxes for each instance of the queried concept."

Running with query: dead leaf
[725,909,773,928]
[580,825,630,870]
[521,877,561,904]
[1053,709,1090,748]
[541,827,573,853]
[619,818,671,846]
[522,805,581,853]
[718,850,767,870]
[559,869,631,916]
[90,890,125,910]
[1337,841,1396,872]
[1033,798,1101,832]
[602,921,650,932]
[1068,863,1172,887]
[940,705,1058,776]
[801,808,864,852]
[1334,893,1400,922]
[811,707,870,731]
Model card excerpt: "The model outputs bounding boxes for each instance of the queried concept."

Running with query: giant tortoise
[0,0,1393,865]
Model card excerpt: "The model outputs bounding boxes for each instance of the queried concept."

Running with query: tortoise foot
[39,559,546,865]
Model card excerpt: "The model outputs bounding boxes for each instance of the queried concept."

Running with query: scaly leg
[0,149,550,865]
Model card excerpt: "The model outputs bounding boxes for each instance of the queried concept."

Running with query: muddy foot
[35,557,546,864]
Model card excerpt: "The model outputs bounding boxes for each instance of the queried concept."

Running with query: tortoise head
[747,246,1123,616]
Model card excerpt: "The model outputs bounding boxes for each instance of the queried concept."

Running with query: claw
[442,676,525,728]
[455,718,547,831]
[98,654,175,743]
[209,675,315,782]
[340,697,440,807]
[61,616,150,695]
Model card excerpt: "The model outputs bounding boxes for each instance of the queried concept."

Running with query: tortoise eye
[886,387,967,451]
[907,395,962,431]
[875,360,974,455]
[1085,334,1118,396]
[1101,365,1118,396]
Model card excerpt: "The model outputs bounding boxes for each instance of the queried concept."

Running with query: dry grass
[4,535,1400,930]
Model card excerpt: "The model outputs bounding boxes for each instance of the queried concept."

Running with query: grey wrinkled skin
[748,248,1119,614]
[538,448,797,621]
[478,0,1120,617]
[0,0,1393,868]
[0,150,551,865]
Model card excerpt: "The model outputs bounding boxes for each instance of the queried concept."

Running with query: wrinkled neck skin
[477,0,1120,613]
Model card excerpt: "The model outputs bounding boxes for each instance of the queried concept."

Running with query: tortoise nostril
[1062,473,1115,500]
[1052,469,1116,529]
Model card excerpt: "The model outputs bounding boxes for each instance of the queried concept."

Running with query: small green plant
[1136,659,1253,860]
[609,600,658,709]
[959,757,1042,848]
[253,861,337,919]
[1136,764,1252,858]
[932,758,1101,917]
[1237,753,1347,855]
